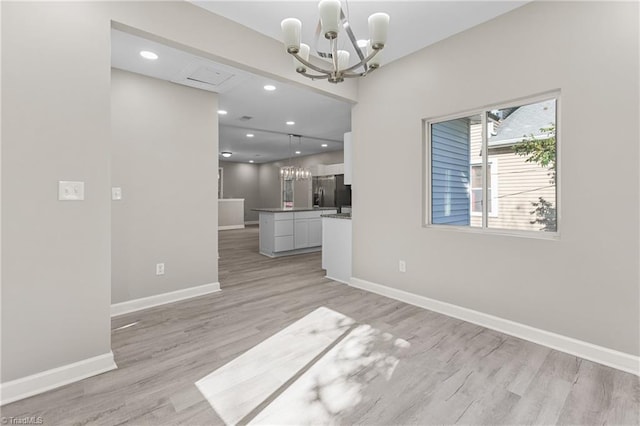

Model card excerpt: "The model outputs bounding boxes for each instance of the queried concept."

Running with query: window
[470,161,498,217]
[426,96,558,234]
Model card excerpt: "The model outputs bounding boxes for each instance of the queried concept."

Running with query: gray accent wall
[258,150,345,209]
[258,161,282,209]
[111,69,218,304]
[219,161,260,222]
[352,1,639,355]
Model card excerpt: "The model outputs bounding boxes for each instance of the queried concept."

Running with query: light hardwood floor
[2,226,639,425]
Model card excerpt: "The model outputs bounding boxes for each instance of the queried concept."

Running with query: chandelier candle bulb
[337,50,350,71]
[368,12,390,49]
[318,0,341,39]
[367,41,383,67]
[293,43,310,71]
[281,18,302,52]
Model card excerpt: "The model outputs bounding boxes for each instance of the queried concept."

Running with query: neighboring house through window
[426,94,558,235]
[470,160,498,216]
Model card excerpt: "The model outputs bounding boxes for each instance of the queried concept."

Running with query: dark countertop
[252,207,338,213]
[321,213,352,220]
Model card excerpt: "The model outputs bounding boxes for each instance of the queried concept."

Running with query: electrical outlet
[399,260,406,273]
[58,181,85,201]
[156,263,165,275]
[112,187,122,200]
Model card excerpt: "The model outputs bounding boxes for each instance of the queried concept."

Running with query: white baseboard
[0,351,117,406]
[219,225,244,230]
[350,277,640,376]
[325,275,350,285]
[245,221,259,226]
[111,282,221,317]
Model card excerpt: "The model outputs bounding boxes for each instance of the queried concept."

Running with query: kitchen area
[252,166,350,256]
[247,132,353,284]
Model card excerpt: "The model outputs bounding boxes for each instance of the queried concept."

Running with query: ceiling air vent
[239,116,253,121]
[172,61,251,94]
[186,66,234,86]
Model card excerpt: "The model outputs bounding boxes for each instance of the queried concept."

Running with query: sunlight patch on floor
[195,307,354,425]
[249,323,409,425]
[195,306,410,425]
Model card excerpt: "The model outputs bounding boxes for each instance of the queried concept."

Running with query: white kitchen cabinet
[274,220,293,237]
[294,220,309,249]
[308,219,322,246]
[274,236,294,252]
[255,209,336,257]
[311,163,344,177]
[294,217,323,249]
[322,216,352,284]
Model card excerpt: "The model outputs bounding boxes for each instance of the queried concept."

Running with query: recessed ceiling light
[246,133,254,138]
[295,151,301,155]
[249,160,255,163]
[321,143,328,147]
[357,39,368,48]
[221,152,232,158]
[140,50,158,60]
[264,85,276,91]
[286,121,295,126]
[217,110,228,115]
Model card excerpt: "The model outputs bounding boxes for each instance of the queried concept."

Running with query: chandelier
[280,134,312,181]
[281,166,311,181]
[281,0,389,84]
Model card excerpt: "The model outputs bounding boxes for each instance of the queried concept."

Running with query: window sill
[422,223,560,240]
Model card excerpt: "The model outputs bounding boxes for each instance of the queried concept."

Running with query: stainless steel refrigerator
[313,174,351,209]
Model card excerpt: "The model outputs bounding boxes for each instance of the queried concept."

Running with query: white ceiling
[111,1,529,164]
[216,78,350,161]
[192,1,529,65]
[111,29,351,163]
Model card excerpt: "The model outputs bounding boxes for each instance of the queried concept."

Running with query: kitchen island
[253,207,337,257]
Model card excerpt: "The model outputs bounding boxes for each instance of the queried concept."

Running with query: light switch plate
[112,187,122,200]
[58,181,85,201]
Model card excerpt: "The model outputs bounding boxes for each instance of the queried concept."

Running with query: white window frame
[422,90,561,239]
[470,159,498,218]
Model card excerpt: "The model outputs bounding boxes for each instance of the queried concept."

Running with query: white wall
[1,0,355,385]
[352,1,639,356]
[1,1,112,382]
[111,69,218,304]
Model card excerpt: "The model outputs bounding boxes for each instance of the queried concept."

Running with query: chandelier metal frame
[281,1,389,84]
[280,134,312,181]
